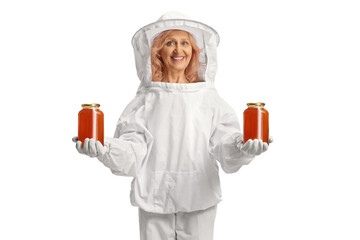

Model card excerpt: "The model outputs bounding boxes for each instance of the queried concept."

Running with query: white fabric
[157,11,192,21]
[85,12,258,214]
[131,12,219,90]
[139,205,217,240]
[73,137,107,157]
[99,88,256,214]
[234,136,272,156]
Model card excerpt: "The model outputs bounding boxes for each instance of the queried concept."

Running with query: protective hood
[131,11,220,91]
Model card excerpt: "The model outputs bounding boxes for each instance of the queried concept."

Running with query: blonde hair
[151,30,201,83]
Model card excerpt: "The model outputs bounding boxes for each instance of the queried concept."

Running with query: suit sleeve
[97,94,153,177]
[209,102,255,174]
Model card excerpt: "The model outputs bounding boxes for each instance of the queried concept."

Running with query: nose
[173,43,183,54]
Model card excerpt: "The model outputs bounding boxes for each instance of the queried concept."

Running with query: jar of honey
[78,103,104,145]
[243,102,269,144]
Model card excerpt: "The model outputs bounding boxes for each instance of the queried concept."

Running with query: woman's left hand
[236,136,273,156]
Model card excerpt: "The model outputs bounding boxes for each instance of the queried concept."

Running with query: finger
[234,133,243,149]
[263,142,269,152]
[256,139,263,155]
[84,138,90,155]
[89,139,97,157]
[251,139,260,155]
[241,139,253,152]
[72,136,78,143]
[269,136,274,144]
[96,141,107,156]
[76,141,84,154]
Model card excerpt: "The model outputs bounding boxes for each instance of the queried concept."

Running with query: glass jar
[243,102,269,144]
[78,103,104,145]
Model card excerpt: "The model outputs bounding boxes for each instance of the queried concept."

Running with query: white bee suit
[98,12,256,215]
[92,11,259,240]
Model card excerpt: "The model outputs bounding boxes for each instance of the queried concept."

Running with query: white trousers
[138,205,217,240]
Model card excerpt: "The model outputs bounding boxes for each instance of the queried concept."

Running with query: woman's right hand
[72,136,107,158]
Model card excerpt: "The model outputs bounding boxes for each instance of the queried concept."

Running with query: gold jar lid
[81,103,100,108]
[247,102,265,107]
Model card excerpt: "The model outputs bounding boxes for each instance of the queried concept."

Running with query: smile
[171,56,185,62]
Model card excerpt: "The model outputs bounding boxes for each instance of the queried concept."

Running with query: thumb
[72,136,78,143]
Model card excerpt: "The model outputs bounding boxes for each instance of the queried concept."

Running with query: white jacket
[98,12,255,214]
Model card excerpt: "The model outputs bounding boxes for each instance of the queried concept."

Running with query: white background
[1,0,359,239]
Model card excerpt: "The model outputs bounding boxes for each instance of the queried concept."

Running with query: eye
[182,41,189,46]
[166,41,174,46]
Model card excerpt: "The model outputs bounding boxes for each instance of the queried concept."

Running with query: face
[159,30,193,72]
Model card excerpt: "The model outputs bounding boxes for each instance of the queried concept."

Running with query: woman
[150,29,201,83]
[74,12,272,240]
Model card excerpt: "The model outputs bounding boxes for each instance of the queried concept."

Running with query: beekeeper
[73,11,272,240]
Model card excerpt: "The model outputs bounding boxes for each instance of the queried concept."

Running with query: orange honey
[78,104,104,145]
[243,103,269,144]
